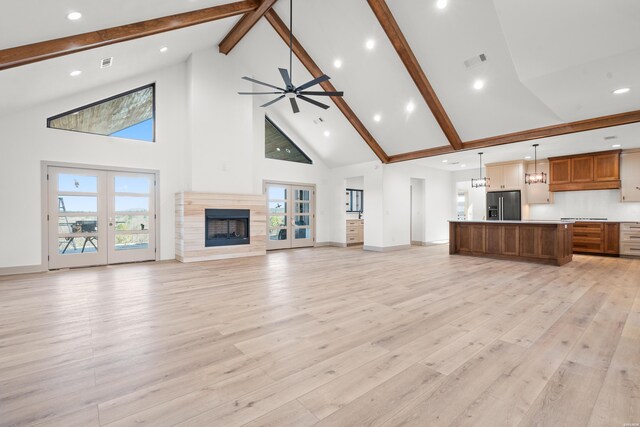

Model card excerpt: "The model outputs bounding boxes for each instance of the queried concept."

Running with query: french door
[48,166,156,269]
[265,182,315,250]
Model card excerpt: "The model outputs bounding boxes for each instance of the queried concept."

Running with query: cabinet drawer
[621,232,640,243]
[347,227,358,234]
[573,242,604,253]
[574,222,604,230]
[620,243,640,256]
[346,220,361,227]
[621,223,640,232]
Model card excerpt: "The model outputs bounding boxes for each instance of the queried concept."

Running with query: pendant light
[471,152,489,188]
[525,144,547,185]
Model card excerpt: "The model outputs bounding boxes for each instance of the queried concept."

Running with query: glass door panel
[291,186,314,248]
[266,184,291,250]
[48,167,107,269]
[107,172,156,263]
[265,183,315,250]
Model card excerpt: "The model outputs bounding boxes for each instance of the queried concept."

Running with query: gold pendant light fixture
[525,144,547,185]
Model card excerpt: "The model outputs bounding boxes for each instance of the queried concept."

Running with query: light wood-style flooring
[0,246,638,426]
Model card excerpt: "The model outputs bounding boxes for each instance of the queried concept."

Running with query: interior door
[266,182,315,250]
[107,172,156,264]
[48,166,156,269]
[48,167,108,269]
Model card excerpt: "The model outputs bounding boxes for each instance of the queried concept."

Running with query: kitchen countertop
[449,220,573,225]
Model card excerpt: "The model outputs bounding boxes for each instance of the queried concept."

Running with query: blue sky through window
[110,118,154,142]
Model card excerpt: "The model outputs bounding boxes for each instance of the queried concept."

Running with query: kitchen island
[449,220,574,266]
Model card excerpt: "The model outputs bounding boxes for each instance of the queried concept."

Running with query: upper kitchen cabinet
[486,162,524,191]
[525,160,553,204]
[621,151,640,202]
[549,150,621,192]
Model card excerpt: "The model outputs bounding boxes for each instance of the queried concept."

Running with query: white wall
[0,63,188,269]
[410,178,425,243]
[529,190,640,221]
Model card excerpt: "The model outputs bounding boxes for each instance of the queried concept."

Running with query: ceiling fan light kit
[238,0,344,114]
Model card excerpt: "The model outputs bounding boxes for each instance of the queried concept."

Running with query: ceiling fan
[238,0,343,114]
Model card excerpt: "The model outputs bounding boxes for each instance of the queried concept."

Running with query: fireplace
[205,209,250,247]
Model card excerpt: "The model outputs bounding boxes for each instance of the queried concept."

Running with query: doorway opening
[345,176,365,247]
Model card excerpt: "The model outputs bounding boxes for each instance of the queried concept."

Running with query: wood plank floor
[0,246,638,426]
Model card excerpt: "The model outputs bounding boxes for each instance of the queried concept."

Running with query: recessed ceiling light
[436,0,448,9]
[406,101,415,113]
[69,70,82,77]
[442,159,448,163]
[460,164,466,168]
[67,11,82,21]
[333,59,342,69]
[613,87,630,95]
[365,39,375,50]
[276,147,281,151]
[473,79,485,90]
[160,46,168,53]
[525,156,532,160]
[324,130,331,137]
[612,144,622,148]
[285,148,291,153]
[373,114,381,122]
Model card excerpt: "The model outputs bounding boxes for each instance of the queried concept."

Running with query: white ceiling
[1,0,639,167]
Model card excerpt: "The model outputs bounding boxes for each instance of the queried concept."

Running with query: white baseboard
[0,264,46,277]
[316,241,347,248]
[363,244,411,252]
[411,240,449,247]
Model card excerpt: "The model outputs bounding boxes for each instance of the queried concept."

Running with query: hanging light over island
[471,152,489,188]
[525,144,547,185]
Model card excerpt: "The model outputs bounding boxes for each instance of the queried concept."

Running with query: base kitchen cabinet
[573,222,619,255]
[346,219,364,245]
[620,223,640,257]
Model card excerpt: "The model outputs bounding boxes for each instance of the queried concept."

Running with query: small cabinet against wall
[621,151,640,202]
[525,160,553,204]
[486,162,524,191]
[346,219,364,245]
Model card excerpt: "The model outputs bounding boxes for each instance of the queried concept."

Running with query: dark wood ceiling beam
[388,109,640,162]
[0,0,260,71]
[463,110,640,150]
[219,0,278,54]
[366,0,463,151]
[264,9,390,163]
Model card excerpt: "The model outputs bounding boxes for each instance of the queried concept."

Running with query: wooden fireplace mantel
[175,192,267,262]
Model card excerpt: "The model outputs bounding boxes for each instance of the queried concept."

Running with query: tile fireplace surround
[175,192,267,262]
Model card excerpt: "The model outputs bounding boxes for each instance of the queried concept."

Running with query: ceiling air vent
[100,57,114,69]
[464,53,487,69]
[603,135,617,141]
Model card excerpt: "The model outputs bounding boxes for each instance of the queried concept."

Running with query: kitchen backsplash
[529,189,640,221]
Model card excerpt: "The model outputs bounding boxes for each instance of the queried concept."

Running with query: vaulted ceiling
[1,0,639,168]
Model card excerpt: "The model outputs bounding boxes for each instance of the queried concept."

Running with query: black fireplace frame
[205,209,250,247]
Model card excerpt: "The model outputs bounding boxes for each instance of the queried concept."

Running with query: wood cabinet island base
[449,221,574,266]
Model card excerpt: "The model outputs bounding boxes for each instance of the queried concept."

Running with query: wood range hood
[548,149,621,192]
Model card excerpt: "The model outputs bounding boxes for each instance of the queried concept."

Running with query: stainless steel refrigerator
[487,191,521,221]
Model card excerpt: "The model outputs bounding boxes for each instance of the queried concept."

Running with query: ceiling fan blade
[297,95,330,110]
[296,75,330,91]
[279,68,293,88]
[260,95,286,108]
[238,91,283,95]
[241,76,285,91]
[290,97,300,114]
[298,91,344,97]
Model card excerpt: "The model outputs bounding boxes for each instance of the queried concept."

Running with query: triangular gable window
[265,117,312,164]
[47,84,155,142]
